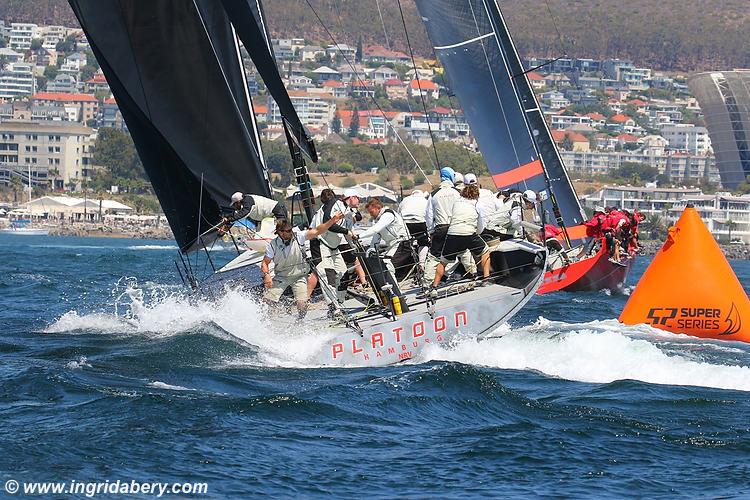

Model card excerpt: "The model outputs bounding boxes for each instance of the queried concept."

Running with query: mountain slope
[2,0,748,72]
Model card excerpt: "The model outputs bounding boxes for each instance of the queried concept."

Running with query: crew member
[430,184,491,296]
[467,173,510,242]
[581,206,606,256]
[398,189,430,267]
[354,198,410,281]
[260,212,345,318]
[339,189,367,289]
[310,188,351,317]
[424,167,460,283]
[225,192,287,227]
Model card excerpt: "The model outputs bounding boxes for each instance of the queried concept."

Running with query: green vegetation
[87,128,149,193]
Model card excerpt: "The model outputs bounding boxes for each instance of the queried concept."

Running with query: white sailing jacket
[426,180,460,230]
[448,198,484,236]
[398,193,429,224]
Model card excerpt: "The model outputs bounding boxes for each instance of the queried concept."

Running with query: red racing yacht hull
[537,241,634,294]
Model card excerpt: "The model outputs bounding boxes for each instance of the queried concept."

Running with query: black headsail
[415,0,587,238]
[68,0,272,253]
[221,0,317,221]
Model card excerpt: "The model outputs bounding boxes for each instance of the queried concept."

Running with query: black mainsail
[415,0,586,234]
[69,0,272,252]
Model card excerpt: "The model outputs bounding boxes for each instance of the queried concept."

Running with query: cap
[522,189,537,203]
[343,188,359,198]
[439,166,455,182]
[411,189,423,197]
[453,172,464,185]
[231,192,244,203]
[594,205,605,214]
[464,173,477,185]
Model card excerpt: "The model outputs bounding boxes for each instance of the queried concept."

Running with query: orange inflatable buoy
[619,204,750,342]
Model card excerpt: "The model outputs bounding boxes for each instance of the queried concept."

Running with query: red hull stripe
[492,159,544,188]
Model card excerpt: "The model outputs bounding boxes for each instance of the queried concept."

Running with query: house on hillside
[409,79,439,99]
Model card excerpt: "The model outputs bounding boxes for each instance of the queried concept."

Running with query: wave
[147,381,194,391]
[126,245,178,251]
[45,286,750,391]
[423,318,750,392]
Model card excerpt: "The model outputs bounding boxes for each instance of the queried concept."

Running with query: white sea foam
[65,356,92,370]
[45,282,750,391]
[126,244,178,251]
[421,318,750,392]
[148,381,193,391]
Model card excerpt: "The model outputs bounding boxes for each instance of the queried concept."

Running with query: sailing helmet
[464,173,478,185]
[439,166,455,182]
[230,192,244,204]
[453,172,464,186]
[522,189,537,203]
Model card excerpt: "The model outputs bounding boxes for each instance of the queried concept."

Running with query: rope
[302,0,433,186]
[396,0,440,171]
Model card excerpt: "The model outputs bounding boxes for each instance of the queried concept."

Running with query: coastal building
[688,71,750,189]
[9,23,38,51]
[660,124,711,155]
[46,74,78,94]
[31,92,99,123]
[0,120,96,190]
[267,91,335,129]
[17,195,133,222]
[582,185,750,243]
[0,62,36,99]
[560,150,720,184]
[671,193,750,243]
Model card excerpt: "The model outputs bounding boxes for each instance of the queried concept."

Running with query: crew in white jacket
[429,184,491,296]
[354,198,410,281]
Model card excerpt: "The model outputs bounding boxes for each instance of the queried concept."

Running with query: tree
[614,162,659,183]
[43,65,58,81]
[93,128,146,182]
[80,64,97,82]
[331,114,341,134]
[55,35,77,55]
[348,107,360,138]
[355,36,363,63]
[340,176,356,188]
[561,135,574,151]
[30,38,43,51]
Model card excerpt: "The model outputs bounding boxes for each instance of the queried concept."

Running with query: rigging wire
[430,49,478,173]
[374,0,391,50]
[395,0,441,171]
[302,0,432,186]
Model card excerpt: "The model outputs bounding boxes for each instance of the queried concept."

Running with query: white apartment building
[267,91,336,129]
[40,25,66,50]
[560,150,720,184]
[0,121,96,190]
[9,23,38,51]
[672,194,750,243]
[0,62,36,99]
[660,124,712,155]
[582,185,750,243]
[550,114,592,129]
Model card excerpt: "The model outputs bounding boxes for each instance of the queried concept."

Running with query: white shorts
[263,274,308,303]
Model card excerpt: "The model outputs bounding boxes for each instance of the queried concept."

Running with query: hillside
[1,0,749,71]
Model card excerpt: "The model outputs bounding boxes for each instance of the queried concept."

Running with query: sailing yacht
[70,0,547,366]
[415,0,634,294]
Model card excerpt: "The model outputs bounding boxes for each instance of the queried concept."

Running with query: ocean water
[2,234,750,497]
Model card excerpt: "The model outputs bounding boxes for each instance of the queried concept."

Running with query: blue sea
[2,234,750,498]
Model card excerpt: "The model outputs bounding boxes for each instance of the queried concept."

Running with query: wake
[44,281,750,391]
